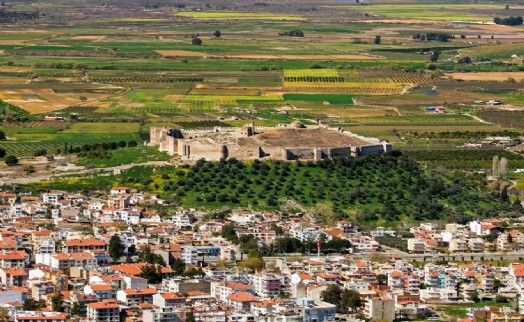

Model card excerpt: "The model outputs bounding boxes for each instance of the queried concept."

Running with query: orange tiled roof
[3,268,27,276]
[65,239,107,247]
[161,293,185,300]
[227,291,257,302]
[90,284,113,291]
[0,251,27,260]
[122,288,157,296]
[86,299,119,309]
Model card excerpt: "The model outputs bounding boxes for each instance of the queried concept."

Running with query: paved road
[1,161,170,185]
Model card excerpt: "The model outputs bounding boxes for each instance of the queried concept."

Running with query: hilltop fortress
[150,123,391,161]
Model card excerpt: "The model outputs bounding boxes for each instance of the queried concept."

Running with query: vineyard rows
[4,49,115,57]
[90,77,203,83]
[0,142,62,158]
[283,69,340,78]
[284,76,345,82]
[0,83,107,90]
[282,87,404,94]
[388,76,430,83]
[250,102,286,109]
[129,107,183,114]
[236,100,284,106]
[1,121,68,129]
[284,76,429,84]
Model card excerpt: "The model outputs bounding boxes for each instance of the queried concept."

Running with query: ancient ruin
[150,123,391,161]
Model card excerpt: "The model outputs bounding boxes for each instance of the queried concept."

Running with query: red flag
[317,240,321,249]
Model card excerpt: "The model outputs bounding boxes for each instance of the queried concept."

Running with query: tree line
[413,33,455,42]
[494,16,523,26]
[0,9,39,23]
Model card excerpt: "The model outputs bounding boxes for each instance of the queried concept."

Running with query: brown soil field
[156,50,383,60]
[447,72,524,81]
[470,24,524,32]
[163,95,184,101]
[360,19,450,25]
[0,89,113,114]
[0,40,29,45]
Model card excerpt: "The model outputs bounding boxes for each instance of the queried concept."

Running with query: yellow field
[283,81,402,88]
[175,11,305,21]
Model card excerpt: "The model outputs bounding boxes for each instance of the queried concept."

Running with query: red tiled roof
[3,268,27,276]
[227,291,257,302]
[0,251,27,260]
[90,284,113,291]
[161,293,185,300]
[65,239,107,247]
[86,299,119,309]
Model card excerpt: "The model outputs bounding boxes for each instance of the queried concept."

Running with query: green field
[76,146,170,168]
[283,94,356,104]
[0,0,523,166]
[182,95,283,101]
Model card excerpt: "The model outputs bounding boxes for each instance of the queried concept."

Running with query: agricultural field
[326,4,512,21]
[175,11,306,21]
[0,0,521,170]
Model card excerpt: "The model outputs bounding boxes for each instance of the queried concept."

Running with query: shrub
[4,155,18,166]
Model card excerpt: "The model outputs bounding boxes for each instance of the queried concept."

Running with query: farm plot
[283,94,357,104]
[189,89,260,96]
[388,76,431,83]
[0,142,62,158]
[0,88,117,114]
[325,4,498,21]
[175,11,305,21]
[283,69,344,83]
[1,121,69,129]
[181,95,283,102]
[89,77,203,84]
[62,122,140,134]
[342,115,482,126]
[0,132,143,158]
[283,69,341,78]
[4,48,114,57]
[178,101,219,113]
[446,72,524,82]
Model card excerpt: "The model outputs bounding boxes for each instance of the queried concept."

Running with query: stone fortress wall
[150,123,391,162]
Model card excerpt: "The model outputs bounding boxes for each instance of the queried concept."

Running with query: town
[0,0,524,320]
[0,187,522,321]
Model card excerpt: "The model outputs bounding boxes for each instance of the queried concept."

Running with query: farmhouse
[150,123,391,161]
